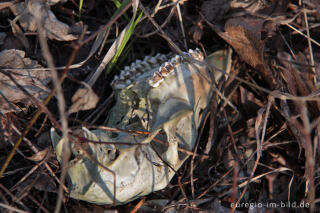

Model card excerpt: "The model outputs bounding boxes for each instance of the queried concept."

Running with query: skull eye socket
[111,132,119,138]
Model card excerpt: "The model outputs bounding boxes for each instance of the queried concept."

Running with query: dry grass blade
[87,0,139,87]
[70,0,138,115]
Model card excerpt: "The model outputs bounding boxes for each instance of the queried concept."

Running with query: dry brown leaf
[222,17,277,89]
[224,17,265,68]
[27,148,49,162]
[69,87,99,113]
[0,49,50,113]
[9,1,82,41]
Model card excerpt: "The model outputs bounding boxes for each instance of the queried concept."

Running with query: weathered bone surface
[51,48,231,205]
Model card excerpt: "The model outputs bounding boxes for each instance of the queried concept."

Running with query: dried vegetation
[0,0,320,212]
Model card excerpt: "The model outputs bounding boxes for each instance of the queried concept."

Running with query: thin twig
[0,202,28,213]
[286,23,320,47]
[302,8,317,82]
[175,0,188,50]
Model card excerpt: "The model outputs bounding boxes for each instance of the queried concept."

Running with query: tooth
[149,57,158,64]
[136,59,142,64]
[126,79,131,85]
[185,51,192,58]
[120,70,125,76]
[156,71,163,77]
[149,73,164,87]
[141,61,151,70]
[113,75,119,80]
[164,62,174,72]
[159,54,167,61]
[135,64,143,71]
[172,55,183,65]
[195,48,204,61]
[114,82,126,89]
[141,61,148,66]
[188,49,198,58]
[159,66,170,76]
[188,49,195,54]
[124,66,130,71]
[148,79,157,87]
[149,80,162,87]
[124,71,131,77]
[176,55,183,60]
[143,56,150,61]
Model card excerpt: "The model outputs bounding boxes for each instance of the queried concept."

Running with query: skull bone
[51,48,231,204]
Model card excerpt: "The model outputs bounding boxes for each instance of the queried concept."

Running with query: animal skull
[51,48,231,204]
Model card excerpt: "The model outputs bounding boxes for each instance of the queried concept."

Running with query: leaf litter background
[0,0,320,212]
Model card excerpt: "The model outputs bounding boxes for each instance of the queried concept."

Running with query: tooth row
[111,53,169,89]
[149,48,204,88]
[111,49,204,89]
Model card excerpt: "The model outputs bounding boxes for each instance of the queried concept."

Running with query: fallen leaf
[0,49,50,113]
[221,17,277,89]
[27,148,49,162]
[69,87,99,113]
[9,1,82,41]
[224,17,265,69]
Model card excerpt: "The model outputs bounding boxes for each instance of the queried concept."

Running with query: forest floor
[0,0,320,212]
